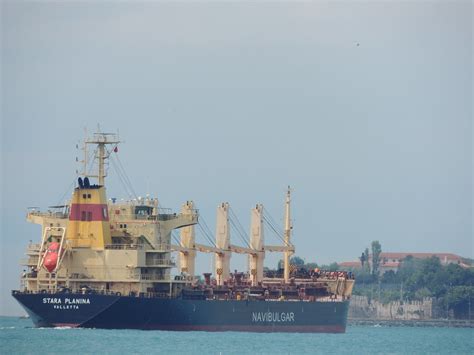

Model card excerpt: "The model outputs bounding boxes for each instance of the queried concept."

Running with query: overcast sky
[1,1,472,316]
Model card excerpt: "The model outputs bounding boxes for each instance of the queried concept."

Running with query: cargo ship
[12,131,354,332]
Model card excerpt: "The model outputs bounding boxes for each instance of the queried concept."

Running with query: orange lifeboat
[43,242,60,272]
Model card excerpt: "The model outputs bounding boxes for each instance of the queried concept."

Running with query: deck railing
[145,259,176,267]
[105,244,144,250]
[27,211,69,219]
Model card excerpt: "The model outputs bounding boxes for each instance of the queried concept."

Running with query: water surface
[0,317,472,354]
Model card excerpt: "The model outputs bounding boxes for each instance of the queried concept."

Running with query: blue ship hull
[12,292,349,333]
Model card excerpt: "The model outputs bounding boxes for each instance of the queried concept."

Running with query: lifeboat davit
[43,242,60,273]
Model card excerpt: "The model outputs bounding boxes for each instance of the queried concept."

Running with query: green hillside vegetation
[352,255,474,312]
[278,251,474,319]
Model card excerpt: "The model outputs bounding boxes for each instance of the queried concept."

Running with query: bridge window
[135,206,152,217]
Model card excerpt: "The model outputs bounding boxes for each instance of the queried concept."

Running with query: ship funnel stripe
[69,204,109,221]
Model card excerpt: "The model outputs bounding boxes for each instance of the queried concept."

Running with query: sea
[0,316,472,354]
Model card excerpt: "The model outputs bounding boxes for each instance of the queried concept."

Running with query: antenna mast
[283,186,292,283]
[82,130,120,186]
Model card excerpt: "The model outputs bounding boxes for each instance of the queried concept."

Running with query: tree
[414,287,432,300]
[278,256,305,270]
[444,263,474,287]
[381,270,397,284]
[360,252,366,268]
[352,251,474,318]
[304,262,318,271]
[290,256,305,267]
[277,259,283,270]
[445,286,474,319]
[353,267,375,284]
[320,262,339,271]
[329,262,339,271]
[364,247,370,273]
[371,241,382,277]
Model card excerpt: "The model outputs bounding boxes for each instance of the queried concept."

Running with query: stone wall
[349,295,433,320]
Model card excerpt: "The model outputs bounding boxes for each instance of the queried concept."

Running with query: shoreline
[348,318,474,328]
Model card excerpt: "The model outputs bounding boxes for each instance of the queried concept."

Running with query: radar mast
[80,130,120,186]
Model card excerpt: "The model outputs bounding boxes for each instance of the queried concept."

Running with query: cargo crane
[173,191,295,286]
